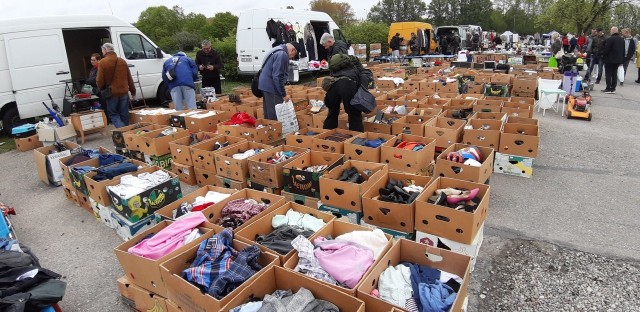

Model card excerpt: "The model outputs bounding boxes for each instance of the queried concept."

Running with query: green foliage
[136,6,183,42]
[182,13,209,39]
[206,12,239,41]
[310,0,356,26]
[212,34,241,80]
[342,21,390,55]
[368,0,428,24]
[535,0,619,34]
[172,31,201,51]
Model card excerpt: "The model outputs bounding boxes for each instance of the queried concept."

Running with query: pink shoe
[447,188,480,205]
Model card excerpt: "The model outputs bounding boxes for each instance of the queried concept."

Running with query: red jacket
[562,37,569,45]
[577,35,587,46]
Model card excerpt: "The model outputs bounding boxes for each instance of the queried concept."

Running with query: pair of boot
[430,187,481,212]
[378,179,420,204]
[337,167,363,183]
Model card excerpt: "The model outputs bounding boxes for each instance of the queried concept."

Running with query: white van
[236,9,347,75]
[0,15,170,132]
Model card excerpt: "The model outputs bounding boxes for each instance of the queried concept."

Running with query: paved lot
[0,79,638,311]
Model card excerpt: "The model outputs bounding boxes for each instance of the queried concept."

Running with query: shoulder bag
[100,58,118,99]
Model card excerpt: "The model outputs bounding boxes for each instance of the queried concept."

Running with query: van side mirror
[156,48,163,59]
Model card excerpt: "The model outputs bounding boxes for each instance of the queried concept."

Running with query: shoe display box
[362,171,432,233]
[282,151,344,198]
[380,133,436,176]
[106,166,182,223]
[344,132,397,163]
[184,110,230,133]
[416,224,485,271]
[154,185,239,221]
[311,129,360,154]
[424,117,466,149]
[213,141,273,180]
[434,143,495,184]
[357,239,471,312]
[82,160,148,207]
[123,124,169,151]
[191,135,247,172]
[111,123,151,149]
[168,132,218,166]
[391,115,431,136]
[415,177,490,244]
[498,123,539,158]
[462,119,503,149]
[285,127,329,149]
[247,145,309,188]
[493,152,534,178]
[319,160,388,212]
[217,118,283,144]
[169,109,206,129]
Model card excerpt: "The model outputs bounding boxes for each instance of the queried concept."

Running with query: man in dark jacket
[195,40,223,94]
[586,28,606,83]
[162,52,198,110]
[320,33,349,59]
[258,42,302,120]
[97,43,136,128]
[321,54,366,132]
[621,28,636,86]
[602,27,625,93]
[390,33,402,61]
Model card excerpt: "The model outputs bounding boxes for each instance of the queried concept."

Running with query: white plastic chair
[537,77,566,116]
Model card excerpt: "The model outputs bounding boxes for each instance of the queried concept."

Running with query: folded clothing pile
[64,148,104,165]
[394,140,425,151]
[233,148,266,160]
[174,191,232,219]
[135,108,177,115]
[445,146,483,168]
[266,151,297,164]
[378,178,424,204]
[128,212,207,260]
[215,198,269,229]
[256,209,327,255]
[70,153,126,175]
[229,287,340,312]
[372,262,462,312]
[182,228,263,299]
[351,137,388,148]
[428,187,481,213]
[292,229,388,288]
[106,169,171,199]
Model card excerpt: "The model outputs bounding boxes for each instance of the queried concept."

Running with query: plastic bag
[275,100,299,135]
[617,64,625,82]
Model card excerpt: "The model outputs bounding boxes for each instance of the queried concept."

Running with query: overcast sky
[0,0,379,23]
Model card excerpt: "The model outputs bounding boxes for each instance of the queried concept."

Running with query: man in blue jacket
[162,52,199,110]
[258,42,302,120]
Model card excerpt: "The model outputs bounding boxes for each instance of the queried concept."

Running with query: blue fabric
[106,95,129,128]
[91,162,139,181]
[73,166,95,174]
[170,85,197,110]
[258,45,289,97]
[162,52,199,90]
[209,244,262,299]
[86,149,101,159]
[403,262,442,311]
[0,238,18,250]
[98,154,125,166]
[418,281,456,312]
[364,138,385,148]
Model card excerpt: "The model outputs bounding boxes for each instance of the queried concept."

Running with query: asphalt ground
[0,76,638,311]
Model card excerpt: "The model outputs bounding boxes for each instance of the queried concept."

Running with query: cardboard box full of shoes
[473,99,503,113]
[502,102,533,119]
[415,177,490,244]
[423,117,466,149]
[191,135,247,172]
[134,127,190,157]
[168,132,218,166]
[285,127,329,149]
[357,239,471,312]
[498,123,539,158]
[362,172,432,233]
[282,151,344,198]
[247,145,309,188]
[122,124,169,151]
[311,129,360,154]
[319,160,388,212]
[391,115,431,136]
[462,119,503,149]
[435,144,495,184]
[344,132,397,163]
[217,118,283,144]
[380,133,436,176]
[212,140,274,180]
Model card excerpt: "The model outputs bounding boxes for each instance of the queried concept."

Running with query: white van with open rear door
[0,15,170,133]
[236,8,347,76]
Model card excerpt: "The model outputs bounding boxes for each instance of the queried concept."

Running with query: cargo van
[0,15,170,132]
[236,9,347,75]
[388,22,438,54]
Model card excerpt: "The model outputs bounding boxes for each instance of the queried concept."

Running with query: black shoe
[620,82,624,86]
[635,80,640,83]
[338,167,357,181]
[347,172,363,184]
[595,80,600,84]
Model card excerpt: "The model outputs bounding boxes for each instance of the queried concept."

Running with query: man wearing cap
[258,42,302,120]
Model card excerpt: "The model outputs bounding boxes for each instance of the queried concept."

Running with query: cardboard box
[218,119,283,144]
[311,129,360,154]
[190,135,247,172]
[81,159,147,206]
[14,134,42,152]
[285,127,328,149]
[319,160,388,212]
[171,162,196,185]
[357,239,471,312]
[319,204,363,224]
[69,155,126,195]
[283,220,393,295]
[58,146,111,184]
[154,185,239,220]
[105,166,182,223]
[236,202,335,263]
[169,110,206,128]
[362,172,432,232]
[88,198,115,227]
[222,267,366,312]
[462,119,503,149]
[115,220,218,297]
[295,109,315,128]
[159,235,278,312]
[510,96,536,105]
[111,123,151,149]
[423,117,466,148]
[215,175,248,190]
[123,124,170,151]
[499,123,539,158]
[117,277,169,312]
[281,190,320,208]
[435,81,459,93]
[143,153,173,171]
[184,110,230,132]
[435,144,495,183]
[133,127,190,157]
[512,78,538,96]
[247,145,309,188]
[415,177,490,244]
[391,115,429,136]
[423,98,451,108]
[166,299,182,312]
[311,110,329,129]
[169,133,219,166]
[506,116,539,126]
[36,123,77,144]
[473,99,503,113]
[411,107,442,119]
[502,101,533,118]
[473,111,507,122]
[380,133,436,175]
[416,224,484,270]
[130,108,176,125]
[247,180,283,195]
[61,179,80,206]
[359,220,414,239]
[493,151,534,178]
[491,73,513,84]
[33,141,81,186]
[193,167,217,187]
[282,151,344,198]
[112,206,160,241]
[418,81,437,92]
[343,132,396,163]
[199,189,285,230]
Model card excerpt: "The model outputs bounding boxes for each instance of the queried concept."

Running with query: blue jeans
[106,95,130,128]
[586,55,603,82]
[170,85,196,110]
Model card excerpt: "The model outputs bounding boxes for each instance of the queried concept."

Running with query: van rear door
[4,29,70,119]
[113,29,164,99]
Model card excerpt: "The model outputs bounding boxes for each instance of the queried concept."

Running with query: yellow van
[388,22,438,54]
